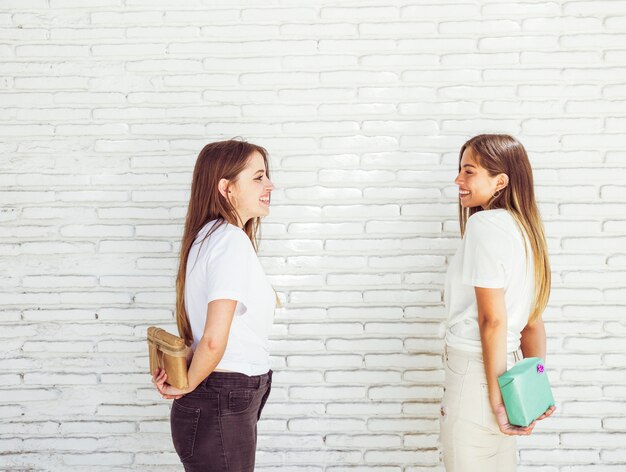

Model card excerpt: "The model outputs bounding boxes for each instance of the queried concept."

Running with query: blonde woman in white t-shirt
[153,139,276,472]
[440,134,556,471]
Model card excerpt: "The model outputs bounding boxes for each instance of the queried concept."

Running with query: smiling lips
[459,189,470,199]
[260,195,270,206]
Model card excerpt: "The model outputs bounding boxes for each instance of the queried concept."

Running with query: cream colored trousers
[439,346,522,472]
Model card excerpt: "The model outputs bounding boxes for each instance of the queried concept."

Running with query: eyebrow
[462,164,477,169]
[254,169,265,175]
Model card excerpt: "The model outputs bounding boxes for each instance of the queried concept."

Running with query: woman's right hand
[493,403,536,436]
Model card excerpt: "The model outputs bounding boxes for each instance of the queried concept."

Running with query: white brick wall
[1,1,625,470]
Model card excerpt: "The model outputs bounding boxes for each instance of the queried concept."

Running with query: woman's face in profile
[454,147,500,209]
[228,151,274,224]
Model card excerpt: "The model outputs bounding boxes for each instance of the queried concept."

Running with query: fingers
[500,421,536,436]
[506,427,533,436]
[151,370,185,401]
[151,369,183,401]
[535,405,556,422]
[151,367,162,383]
[155,371,168,387]
[153,371,170,395]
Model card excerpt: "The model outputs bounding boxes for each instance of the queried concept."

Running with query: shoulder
[195,220,253,254]
[465,210,515,247]
[212,223,254,252]
[466,209,506,232]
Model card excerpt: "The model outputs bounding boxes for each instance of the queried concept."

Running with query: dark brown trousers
[170,370,272,472]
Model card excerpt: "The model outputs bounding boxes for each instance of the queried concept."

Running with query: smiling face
[222,150,274,226]
[455,146,506,209]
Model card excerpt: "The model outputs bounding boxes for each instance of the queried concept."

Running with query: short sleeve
[461,214,510,289]
[205,228,253,315]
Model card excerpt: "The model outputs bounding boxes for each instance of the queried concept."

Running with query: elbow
[478,314,504,332]
[201,336,227,354]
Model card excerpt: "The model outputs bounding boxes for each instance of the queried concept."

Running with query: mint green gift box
[498,357,555,427]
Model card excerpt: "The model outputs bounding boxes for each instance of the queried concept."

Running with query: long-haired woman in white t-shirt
[440,134,556,471]
[153,139,276,472]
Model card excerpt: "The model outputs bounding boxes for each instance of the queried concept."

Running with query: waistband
[445,345,523,364]
[202,369,272,389]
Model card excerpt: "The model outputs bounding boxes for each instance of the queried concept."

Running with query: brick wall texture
[1,1,626,471]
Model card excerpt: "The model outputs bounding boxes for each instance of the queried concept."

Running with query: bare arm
[520,316,556,421]
[186,299,237,390]
[476,287,535,435]
[475,286,508,410]
[155,299,236,397]
[520,318,546,360]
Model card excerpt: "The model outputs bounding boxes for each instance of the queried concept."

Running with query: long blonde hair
[176,139,269,346]
[458,134,550,323]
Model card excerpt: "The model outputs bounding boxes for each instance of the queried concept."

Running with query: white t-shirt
[185,220,275,376]
[444,209,535,353]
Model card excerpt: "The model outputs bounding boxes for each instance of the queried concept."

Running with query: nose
[454,173,462,186]
[265,178,275,191]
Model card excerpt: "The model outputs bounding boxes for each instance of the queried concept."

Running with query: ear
[218,178,230,199]
[496,173,509,192]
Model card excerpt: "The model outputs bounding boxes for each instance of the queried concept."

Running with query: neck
[236,214,249,228]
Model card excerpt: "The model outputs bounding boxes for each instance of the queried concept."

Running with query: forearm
[480,319,508,409]
[185,338,225,391]
[520,319,546,360]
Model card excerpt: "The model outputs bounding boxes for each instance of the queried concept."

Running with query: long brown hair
[458,134,551,323]
[176,139,269,345]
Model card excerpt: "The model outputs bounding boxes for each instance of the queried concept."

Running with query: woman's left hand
[152,368,188,400]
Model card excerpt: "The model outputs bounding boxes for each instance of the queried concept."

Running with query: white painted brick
[564,1,626,15]
[284,186,361,201]
[440,19,520,34]
[441,52,519,66]
[365,354,441,369]
[480,35,559,50]
[241,72,318,87]
[287,223,363,236]
[404,433,438,448]
[521,449,600,464]
[363,187,440,199]
[282,54,357,70]
[370,255,445,269]
[15,44,89,57]
[566,99,626,114]
[202,24,278,38]
[0,124,54,136]
[399,38,475,52]
[524,16,601,32]
[401,4,479,18]
[401,69,480,85]
[163,10,239,24]
[326,273,401,286]
[91,43,167,56]
[14,76,88,90]
[522,51,602,64]
[483,2,561,16]
[368,418,438,433]
[361,22,436,37]
[366,221,441,235]
[99,240,171,253]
